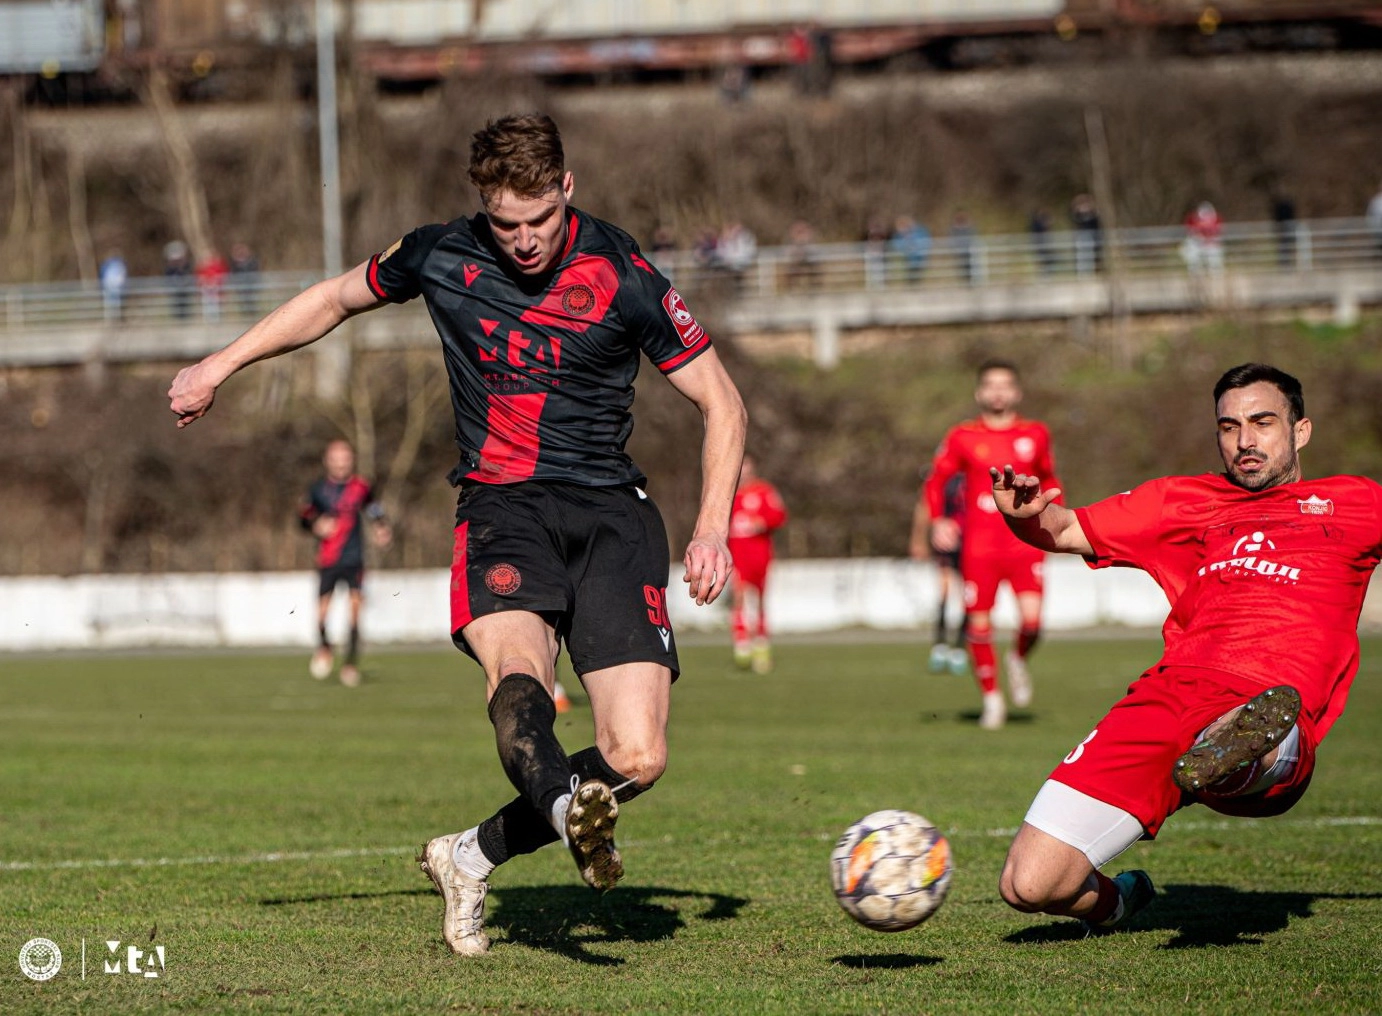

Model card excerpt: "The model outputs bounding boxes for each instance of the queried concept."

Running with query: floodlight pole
[315,0,350,399]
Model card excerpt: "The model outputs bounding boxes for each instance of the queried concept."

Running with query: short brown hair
[468,113,565,204]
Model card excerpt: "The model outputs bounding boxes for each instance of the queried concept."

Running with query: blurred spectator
[782,219,818,290]
[1368,182,1382,259]
[716,221,758,290]
[197,248,229,321]
[889,215,931,284]
[950,210,979,285]
[1181,201,1224,277]
[229,241,261,317]
[1271,194,1297,269]
[1069,194,1101,276]
[650,226,677,258]
[1028,209,1056,275]
[99,249,127,322]
[691,227,719,270]
[863,217,889,290]
[163,240,193,320]
[719,64,750,105]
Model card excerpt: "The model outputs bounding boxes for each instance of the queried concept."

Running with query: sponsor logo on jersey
[661,287,705,347]
[1298,494,1335,516]
[484,563,522,595]
[561,284,596,317]
[1197,529,1300,584]
[377,238,403,263]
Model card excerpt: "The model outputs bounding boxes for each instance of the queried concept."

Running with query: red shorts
[1050,664,1318,837]
[961,548,1044,613]
[728,538,772,591]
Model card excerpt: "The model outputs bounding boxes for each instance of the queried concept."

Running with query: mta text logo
[105,940,166,979]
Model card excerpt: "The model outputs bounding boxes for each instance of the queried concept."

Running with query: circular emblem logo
[1013,436,1037,460]
[561,284,596,317]
[19,938,62,981]
[485,563,522,596]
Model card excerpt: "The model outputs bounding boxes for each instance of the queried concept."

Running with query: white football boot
[1005,650,1033,708]
[979,690,1007,731]
[418,833,491,955]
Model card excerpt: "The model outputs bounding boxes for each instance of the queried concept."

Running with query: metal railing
[1,217,1378,334]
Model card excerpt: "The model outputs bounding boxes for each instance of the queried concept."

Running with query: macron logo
[463,263,482,287]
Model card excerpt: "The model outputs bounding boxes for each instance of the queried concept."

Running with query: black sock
[933,600,948,644]
[488,674,571,817]
[318,622,329,648]
[347,626,360,665]
[476,745,649,866]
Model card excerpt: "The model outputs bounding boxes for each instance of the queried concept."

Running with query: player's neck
[979,410,1018,429]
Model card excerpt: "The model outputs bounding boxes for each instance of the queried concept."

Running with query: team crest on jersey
[562,284,596,317]
[661,287,705,347]
[1013,436,1036,460]
[1297,494,1335,516]
[484,563,522,595]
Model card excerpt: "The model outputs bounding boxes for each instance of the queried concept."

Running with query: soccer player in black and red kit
[299,438,391,687]
[990,364,1382,934]
[169,114,747,955]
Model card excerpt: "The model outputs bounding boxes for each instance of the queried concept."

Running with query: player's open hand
[168,362,219,428]
[929,517,961,553]
[682,534,732,606]
[990,465,1061,519]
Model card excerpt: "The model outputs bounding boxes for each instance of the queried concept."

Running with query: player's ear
[561,171,575,201]
[1294,416,1312,451]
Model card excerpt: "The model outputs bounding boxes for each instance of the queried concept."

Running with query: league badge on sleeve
[661,288,705,347]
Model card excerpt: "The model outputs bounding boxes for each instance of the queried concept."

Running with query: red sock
[968,623,997,694]
[1017,625,1041,658]
[731,604,749,647]
[1086,871,1121,925]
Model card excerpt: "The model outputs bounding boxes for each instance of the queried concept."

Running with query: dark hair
[1213,363,1305,424]
[468,113,565,203]
[977,359,1020,383]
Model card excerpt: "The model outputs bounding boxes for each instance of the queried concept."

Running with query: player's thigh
[461,610,561,698]
[960,555,1001,614]
[1006,554,1045,599]
[582,661,672,784]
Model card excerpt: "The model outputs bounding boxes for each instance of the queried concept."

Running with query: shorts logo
[644,585,672,651]
[484,563,522,596]
[1298,495,1334,516]
[19,938,62,981]
[661,287,705,347]
[561,284,596,317]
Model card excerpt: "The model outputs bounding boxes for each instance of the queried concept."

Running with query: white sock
[550,792,573,846]
[1243,724,1301,794]
[452,828,495,881]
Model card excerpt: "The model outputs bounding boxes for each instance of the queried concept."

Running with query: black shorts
[319,563,364,596]
[449,481,679,678]
[930,538,962,573]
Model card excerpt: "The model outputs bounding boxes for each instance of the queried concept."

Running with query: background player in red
[910,467,967,676]
[922,360,1061,729]
[728,454,788,673]
[299,438,391,687]
[168,113,745,957]
[991,363,1382,933]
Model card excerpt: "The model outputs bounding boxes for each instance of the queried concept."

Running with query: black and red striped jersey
[365,207,713,487]
[299,475,379,569]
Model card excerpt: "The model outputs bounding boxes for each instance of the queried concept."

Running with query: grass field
[3,637,1381,1014]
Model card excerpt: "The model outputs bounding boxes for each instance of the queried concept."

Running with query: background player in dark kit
[299,438,391,687]
[990,363,1382,933]
[168,113,747,955]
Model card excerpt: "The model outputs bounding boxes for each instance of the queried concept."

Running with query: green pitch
[3,637,1381,1014]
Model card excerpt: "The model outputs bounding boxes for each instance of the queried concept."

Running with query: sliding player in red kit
[993,363,1382,933]
[728,455,787,673]
[922,360,1061,729]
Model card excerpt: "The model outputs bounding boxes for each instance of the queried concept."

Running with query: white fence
[3,557,1178,653]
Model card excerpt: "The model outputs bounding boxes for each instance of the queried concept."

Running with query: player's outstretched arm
[168,261,382,428]
[664,348,748,606]
[989,464,1093,556]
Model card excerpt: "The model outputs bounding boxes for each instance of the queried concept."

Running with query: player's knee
[998,858,1075,914]
[601,741,667,788]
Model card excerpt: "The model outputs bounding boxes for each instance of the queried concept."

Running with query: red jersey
[729,479,788,550]
[924,417,1060,557]
[1076,473,1382,738]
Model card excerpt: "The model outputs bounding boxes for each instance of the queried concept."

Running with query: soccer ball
[830,810,952,932]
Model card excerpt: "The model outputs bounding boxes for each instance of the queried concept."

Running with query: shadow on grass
[260,887,433,906]
[1006,884,1382,949]
[832,953,943,969]
[954,710,1035,726]
[487,885,750,965]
